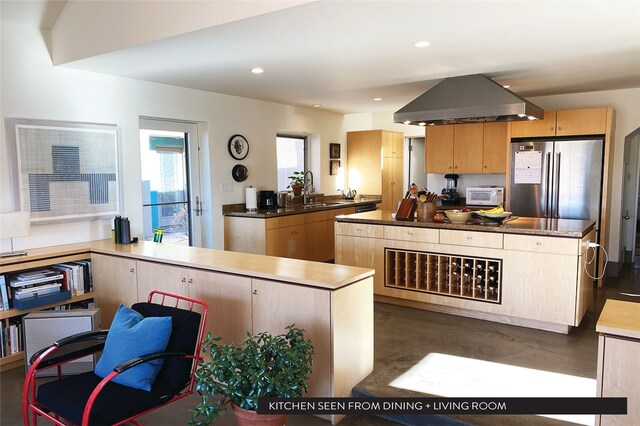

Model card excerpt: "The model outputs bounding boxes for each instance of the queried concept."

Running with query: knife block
[395,199,416,221]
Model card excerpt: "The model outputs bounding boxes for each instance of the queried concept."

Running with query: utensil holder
[417,202,437,222]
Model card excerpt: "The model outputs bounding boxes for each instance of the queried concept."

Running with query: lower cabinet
[91,253,138,328]
[252,279,331,399]
[136,260,252,344]
[226,207,355,262]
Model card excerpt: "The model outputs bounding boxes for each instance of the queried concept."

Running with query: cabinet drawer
[440,229,503,249]
[504,234,579,256]
[265,216,294,230]
[335,222,383,238]
[291,211,324,226]
[383,226,438,243]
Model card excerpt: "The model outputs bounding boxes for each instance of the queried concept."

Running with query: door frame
[621,127,640,263]
[139,117,203,247]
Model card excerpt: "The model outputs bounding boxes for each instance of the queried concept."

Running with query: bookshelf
[0,247,94,371]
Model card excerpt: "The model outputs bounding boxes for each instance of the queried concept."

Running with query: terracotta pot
[290,184,304,196]
[231,403,287,426]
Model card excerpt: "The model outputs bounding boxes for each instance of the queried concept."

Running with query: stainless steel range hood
[394,74,544,126]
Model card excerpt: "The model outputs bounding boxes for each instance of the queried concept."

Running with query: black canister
[258,190,278,209]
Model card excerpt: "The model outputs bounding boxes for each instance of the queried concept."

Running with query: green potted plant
[190,325,314,426]
[287,171,305,195]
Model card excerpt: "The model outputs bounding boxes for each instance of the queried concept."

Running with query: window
[276,135,306,191]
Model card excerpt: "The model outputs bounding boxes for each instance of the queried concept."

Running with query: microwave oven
[466,187,504,206]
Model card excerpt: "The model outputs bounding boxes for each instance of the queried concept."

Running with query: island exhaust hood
[394,74,544,126]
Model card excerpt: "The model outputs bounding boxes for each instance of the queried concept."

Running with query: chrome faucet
[303,171,315,204]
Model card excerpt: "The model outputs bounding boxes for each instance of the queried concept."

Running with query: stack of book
[0,261,92,311]
[0,320,22,357]
[7,269,71,310]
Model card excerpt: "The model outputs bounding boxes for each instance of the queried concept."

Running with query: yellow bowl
[445,210,472,224]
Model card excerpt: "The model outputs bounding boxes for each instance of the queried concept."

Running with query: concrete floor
[2,258,638,426]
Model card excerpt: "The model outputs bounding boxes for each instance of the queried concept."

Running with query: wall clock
[228,134,249,160]
[232,164,248,182]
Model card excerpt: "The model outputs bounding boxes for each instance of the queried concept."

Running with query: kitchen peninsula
[1,240,374,423]
[335,210,597,334]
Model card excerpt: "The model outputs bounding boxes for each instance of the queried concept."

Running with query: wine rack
[384,248,502,303]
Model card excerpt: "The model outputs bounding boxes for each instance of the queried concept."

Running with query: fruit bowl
[445,209,472,224]
[476,211,512,223]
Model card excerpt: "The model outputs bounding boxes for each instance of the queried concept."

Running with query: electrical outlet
[220,182,233,192]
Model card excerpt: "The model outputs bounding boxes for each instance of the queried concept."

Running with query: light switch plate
[220,182,233,192]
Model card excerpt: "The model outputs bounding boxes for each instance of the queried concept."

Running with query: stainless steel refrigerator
[509,138,604,229]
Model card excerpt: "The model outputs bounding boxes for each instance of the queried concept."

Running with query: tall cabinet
[347,130,404,212]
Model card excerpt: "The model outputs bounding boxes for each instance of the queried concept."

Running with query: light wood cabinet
[453,123,484,173]
[225,207,356,262]
[425,125,454,173]
[347,130,404,208]
[381,156,403,211]
[425,123,507,174]
[135,260,252,344]
[510,108,607,138]
[596,300,640,426]
[483,122,508,173]
[91,253,137,328]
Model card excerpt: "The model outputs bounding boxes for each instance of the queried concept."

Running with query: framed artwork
[329,143,341,159]
[330,160,341,176]
[8,118,122,223]
[228,134,249,160]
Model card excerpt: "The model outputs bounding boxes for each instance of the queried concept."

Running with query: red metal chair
[23,291,208,426]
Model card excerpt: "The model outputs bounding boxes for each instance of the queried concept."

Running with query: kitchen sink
[302,202,340,208]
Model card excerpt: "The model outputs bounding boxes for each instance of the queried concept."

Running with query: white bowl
[445,210,472,224]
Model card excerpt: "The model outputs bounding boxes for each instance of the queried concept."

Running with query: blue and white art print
[14,122,121,223]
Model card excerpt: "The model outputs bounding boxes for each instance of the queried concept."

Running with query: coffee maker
[258,190,278,209]
[441,174,461,205]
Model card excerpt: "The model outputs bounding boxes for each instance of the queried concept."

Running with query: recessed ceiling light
[250,67,264,74]
[312,104,321,108]
[503,85,511,89]
[414,41,431,48]
[373,97,383,101]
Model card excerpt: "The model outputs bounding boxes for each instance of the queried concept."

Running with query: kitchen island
[335,210,597,333]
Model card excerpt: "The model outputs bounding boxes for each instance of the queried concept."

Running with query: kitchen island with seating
[335,210,597,334]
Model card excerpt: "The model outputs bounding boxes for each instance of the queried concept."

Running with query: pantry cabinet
[510,108,608,138]
[425,122,507,174]
[347,130,404,210]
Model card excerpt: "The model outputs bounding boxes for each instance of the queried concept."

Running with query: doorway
[405,137,428,191]
[139,118,202,247]
[621,127,640,263]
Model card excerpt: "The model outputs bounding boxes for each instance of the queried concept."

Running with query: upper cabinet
[510,108,608,138]
[381,131,403,158]
[425,122,507,174]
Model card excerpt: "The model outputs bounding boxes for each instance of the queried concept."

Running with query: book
[9,323,19,354]
[73,261,92,293]
[13,283,62,300]
[51,266,71,292]
[56,264,81,295]
[0,275,8,310]
[15,269,60,280]
[9,273,64,288]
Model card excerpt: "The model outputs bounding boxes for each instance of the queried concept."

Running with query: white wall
[1,22,347,251]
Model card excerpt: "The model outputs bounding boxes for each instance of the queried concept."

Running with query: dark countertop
[223,197,381,218]
[335,210,595,238]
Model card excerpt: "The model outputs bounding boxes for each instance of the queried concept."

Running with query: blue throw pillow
[95,304,172,391]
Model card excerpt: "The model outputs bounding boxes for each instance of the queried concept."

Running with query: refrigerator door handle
[554,152,561,218]
[545,152,552,217]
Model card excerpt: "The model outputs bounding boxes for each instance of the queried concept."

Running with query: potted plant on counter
[190,325,314,426]
[287,171,305,195]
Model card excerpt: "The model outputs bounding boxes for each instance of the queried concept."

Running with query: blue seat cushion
[94,304,172,391]
[37,371,175,425]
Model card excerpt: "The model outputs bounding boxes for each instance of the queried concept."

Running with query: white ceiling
[3,1,640,115]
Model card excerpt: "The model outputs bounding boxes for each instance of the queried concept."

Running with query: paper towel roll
[245,187,257,210]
